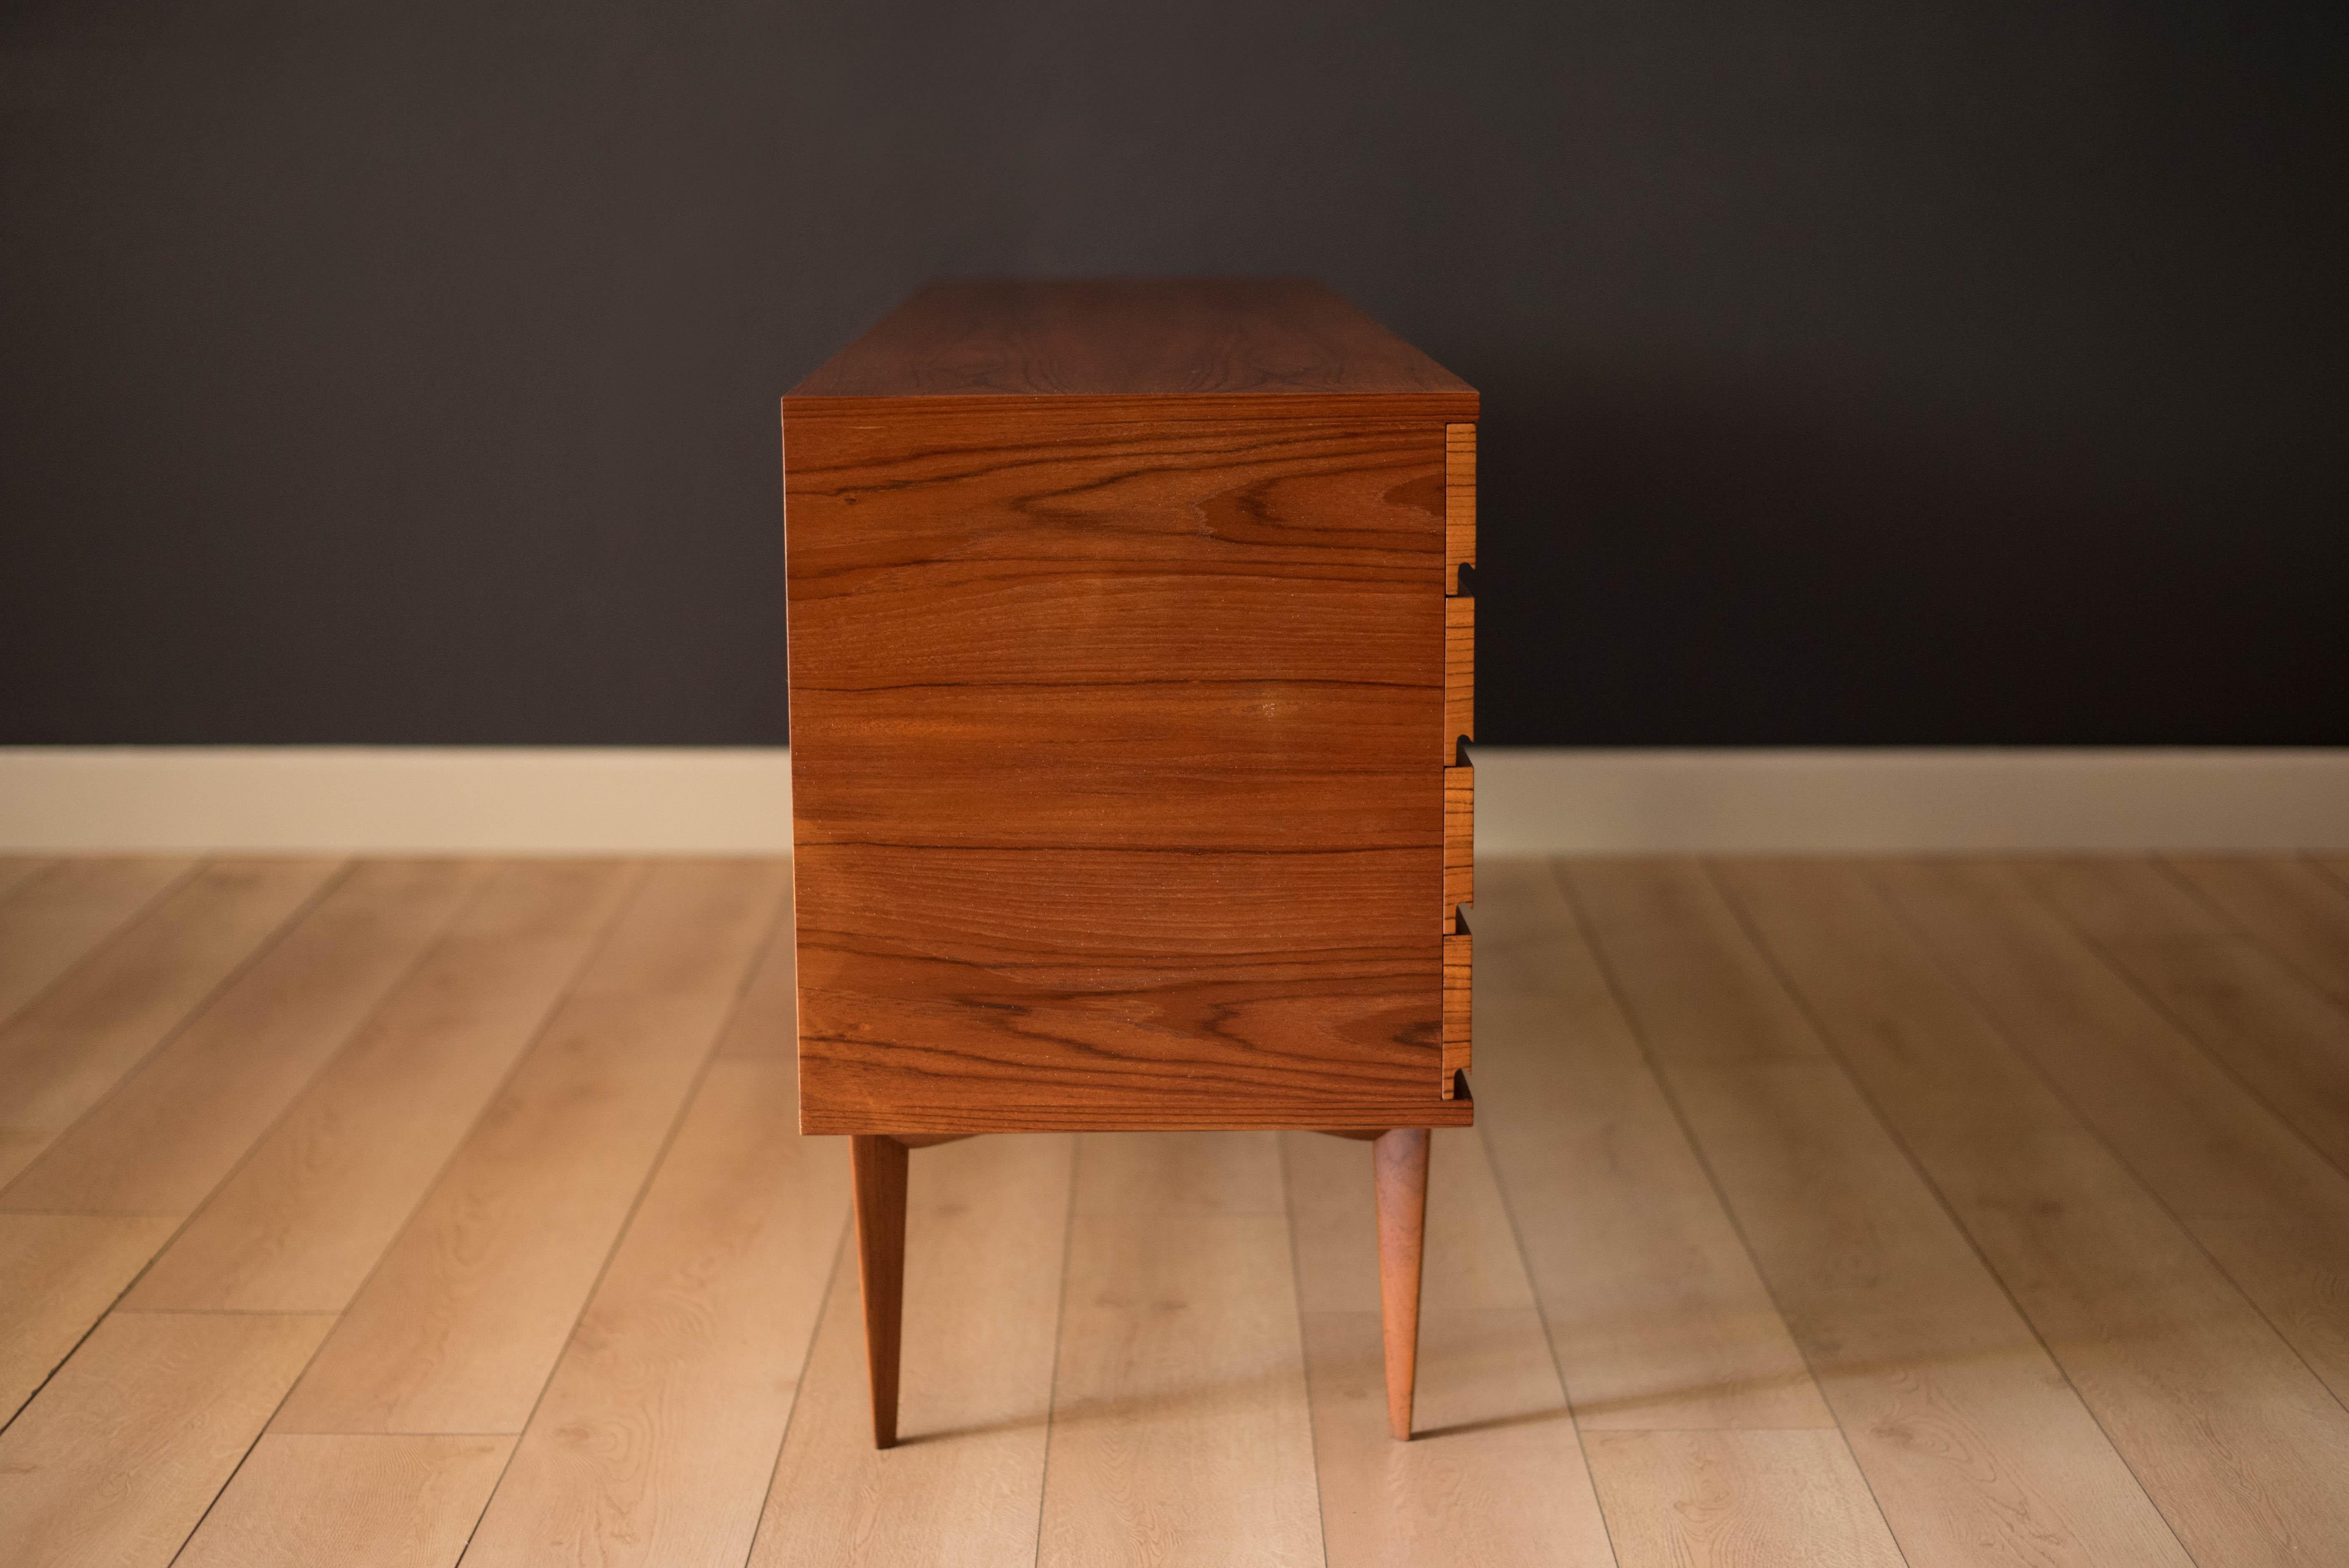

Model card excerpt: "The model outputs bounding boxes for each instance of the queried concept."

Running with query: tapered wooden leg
[850,1133,909,1449]
[1373,1126,1431,1440]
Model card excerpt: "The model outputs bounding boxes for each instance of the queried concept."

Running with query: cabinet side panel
[785,402,1449,1132]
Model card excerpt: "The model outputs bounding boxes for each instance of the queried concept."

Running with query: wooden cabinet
[782,279,1475,1444]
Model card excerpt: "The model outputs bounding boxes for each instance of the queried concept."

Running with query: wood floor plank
[1585,1430,1903,1568]
[1288,1127,1535,1317]
[2165,854,2349,1010]
[4,860,489,1215]
[1878,857,2349,1402]
[1721,857,2349,1567]
[123,860,639,1313]
[1300,1312,1611,1568]
[0,857,190,1026]
[0,1130,44,1189]
[1572,858,2187,1568]
[1285,1127,1615,1566]
[463,1057,852,1567]
[271,859,790,1435]
[1553,857,1824,1064]
[0,1213,178,1425]
[173,1433,512,1568]
[712,858,796,1063]
[1476,860,1831,1431]
[121,860,634,1316]
[1037,1131,1321,1567]
[2022,856,2349,1175]
[0,855,51,906]
[751,1133,1073,1568]
[0,858,340,1164]
[1666,1057,2193,1568]
[0,1310,334,1568]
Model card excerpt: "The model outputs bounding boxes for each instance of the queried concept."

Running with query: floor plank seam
[0,858,201,1035]
[736,1216,852,1568]
[1470,1115,1629,1568]
[1859,859,2349,1427]
[153,1307,349,1568]
[1,861,362,1446]
[126,858,503,1229]
[447,1069,698,1563]
[2152,853,2349,1026]
[2018,859,2349,1186]
[1698,857,2203,1568]
[278,857,654,1329]
[131,858,651,1392]
[1273,1132,1338,1568]
[65,862,507,1362]
[3,858,443,1452]
[1028,1132,1081,1568]
[2309,854,2349,905]
[1548,857,1916,1568]
[448,869,793,1566]
[12,857,358,1199]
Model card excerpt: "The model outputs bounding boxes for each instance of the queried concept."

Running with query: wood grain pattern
[1666,1057,2193,1567]
[1442,925,1472,1087]
[0,858,339,1159]
[788,338,1465,1133]
[793,687,1439,853]
[1444,761,1473,928]
[3,859,486,1216]
[1719,857,2349,1566]
[1445,594,1474,751]
[796,843,1463,1133]
[1558,857,1824,1065]
[787,279,1477,419]
[1285,1126,1616,1567]
[1472,861,1831,1431]
[173,1434,513,1568]
[124,859,639,1312]
[752,1133,1073,1568]
[1038,1132,1321,1565]
[2021,856,2349,1173]
[2163,854,2349,1010]
[0,1213,178,1425]
[271,860,789,1434]
[1445,423,1476,594]
[0,857,191,1026]
[0,1310,334,1568]
[1877,857,2349,1402]
[461,1057,849,1566]
[1585,1430,1903,1568]
[849,1132,909,1450]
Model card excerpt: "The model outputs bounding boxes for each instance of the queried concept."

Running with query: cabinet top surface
[786,279,1476,409]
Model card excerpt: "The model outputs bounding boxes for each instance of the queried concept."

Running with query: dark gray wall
[4,2,2343,745]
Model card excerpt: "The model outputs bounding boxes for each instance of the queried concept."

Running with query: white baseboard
[1,746,2343,854]
[0,748,797,853]
[1475,747,2349,852]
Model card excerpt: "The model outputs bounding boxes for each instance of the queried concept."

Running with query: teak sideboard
[781,279,1475,1446]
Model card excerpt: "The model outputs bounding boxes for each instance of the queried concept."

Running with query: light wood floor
[2,853,2347,1566]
